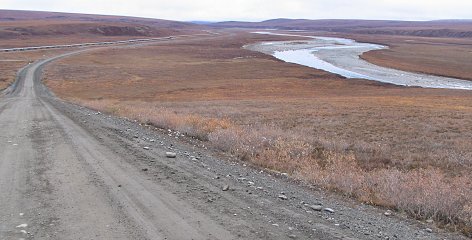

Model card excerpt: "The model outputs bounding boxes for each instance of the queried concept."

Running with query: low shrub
[77,99,472,236]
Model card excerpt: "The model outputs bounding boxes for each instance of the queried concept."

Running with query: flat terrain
[2,10,472,238]
[44,30,472,235]
[2,33,465,240]
[44,30,472,171]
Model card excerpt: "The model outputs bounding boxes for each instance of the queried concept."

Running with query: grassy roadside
[75,98,472,235]
[0,58,27,91]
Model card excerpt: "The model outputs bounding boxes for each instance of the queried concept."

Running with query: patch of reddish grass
[76,99,231,140]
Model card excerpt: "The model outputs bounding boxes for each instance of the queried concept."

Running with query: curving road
[0,37,466,240]
[0,49,239,239]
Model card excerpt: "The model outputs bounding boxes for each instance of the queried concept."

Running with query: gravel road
[0,39,467,239]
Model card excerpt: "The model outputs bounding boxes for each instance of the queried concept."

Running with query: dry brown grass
[78,99,472,234]
[44,30,472,235]
[0,59,24,90]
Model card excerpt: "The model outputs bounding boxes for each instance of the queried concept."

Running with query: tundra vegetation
[42,31,472,235]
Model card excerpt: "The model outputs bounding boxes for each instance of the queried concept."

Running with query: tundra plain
[42,29,472,235]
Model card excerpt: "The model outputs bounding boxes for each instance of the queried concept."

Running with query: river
[248,31,472,90]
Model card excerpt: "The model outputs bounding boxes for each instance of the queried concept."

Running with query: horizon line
[2,8,472,23]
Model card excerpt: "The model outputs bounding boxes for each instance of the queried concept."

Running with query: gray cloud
[2,0,472,21]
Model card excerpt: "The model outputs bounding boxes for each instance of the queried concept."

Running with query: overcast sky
[2,0,472,21]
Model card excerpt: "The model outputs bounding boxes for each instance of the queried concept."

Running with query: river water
[250,31,472,90]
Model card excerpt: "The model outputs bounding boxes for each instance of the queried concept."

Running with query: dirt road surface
[0,39,466,239]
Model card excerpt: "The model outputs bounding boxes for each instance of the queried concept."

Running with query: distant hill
[0,9,204,39]
[0,9,198,28]
[189,21,216,25]
[210,18,472,38]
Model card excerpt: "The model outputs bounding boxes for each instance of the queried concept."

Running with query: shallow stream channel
[247,31,472,90]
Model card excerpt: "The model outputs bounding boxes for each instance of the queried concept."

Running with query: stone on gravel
[425,228,433,233]
[166,152,177,158]
[384,210,392,216]
[323,208,335,213]
[222,185,230,191]
[278,194,288,200]
[143,147,150,150]
[310,205,323,211]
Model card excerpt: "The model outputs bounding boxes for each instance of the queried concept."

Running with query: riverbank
[247,32,472,90]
